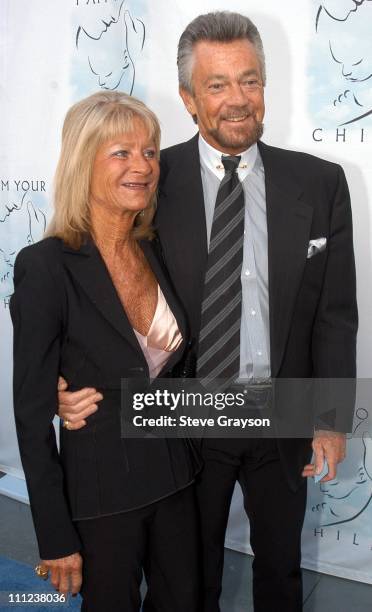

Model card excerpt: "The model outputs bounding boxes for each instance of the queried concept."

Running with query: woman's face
[90,119,159,216]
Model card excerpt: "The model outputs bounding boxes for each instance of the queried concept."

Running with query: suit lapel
[259,142,313,376]
[158,137,314,376]
[158,134,207,256]
[62,240,145,361]
[63,239,187,375]
[157,134,207,337]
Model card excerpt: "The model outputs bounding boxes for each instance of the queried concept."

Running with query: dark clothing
[197,438,307,612]
[10,237,199,561]
[77,486,200,612]
[156,134,358,610]
[157,135,358,490]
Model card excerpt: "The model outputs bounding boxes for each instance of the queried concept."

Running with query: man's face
[180,39,265,154]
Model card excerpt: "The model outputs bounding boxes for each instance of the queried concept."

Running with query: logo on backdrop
[311,408,372,528]
[310,1,372,142]
[0,181,46,308]
[74,0,145,95]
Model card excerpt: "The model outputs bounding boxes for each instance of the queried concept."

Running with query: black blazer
[155,134,358,490]
[10,237,198,560]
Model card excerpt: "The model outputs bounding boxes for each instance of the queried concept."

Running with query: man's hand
[58,377,103,430]
[302,430,346,482]
[40,552,83,596]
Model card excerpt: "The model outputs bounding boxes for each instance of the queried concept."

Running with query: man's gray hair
[177,11,266,93]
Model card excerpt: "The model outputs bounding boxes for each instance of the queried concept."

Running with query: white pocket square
[307,237,327,259]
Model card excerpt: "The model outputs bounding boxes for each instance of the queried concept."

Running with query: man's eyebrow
[239,69,261,78]
[204,74,228,83]
[204,68,261,84]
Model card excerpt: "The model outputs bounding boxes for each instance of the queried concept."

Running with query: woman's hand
[57,376,103,430]
[39,552,83,596]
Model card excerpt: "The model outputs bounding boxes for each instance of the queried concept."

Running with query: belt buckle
[241,378,272,409]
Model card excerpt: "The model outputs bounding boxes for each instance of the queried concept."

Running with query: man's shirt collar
[198,133,258,181]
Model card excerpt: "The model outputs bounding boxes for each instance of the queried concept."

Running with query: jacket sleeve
[311,165,358,432]
[10,245,81,559]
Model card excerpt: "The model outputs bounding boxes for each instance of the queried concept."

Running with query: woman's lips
[121,182,149,189]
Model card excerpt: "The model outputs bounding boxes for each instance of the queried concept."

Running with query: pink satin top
[134,285,182,378]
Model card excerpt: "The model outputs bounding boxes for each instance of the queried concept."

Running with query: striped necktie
[197,155,245,387]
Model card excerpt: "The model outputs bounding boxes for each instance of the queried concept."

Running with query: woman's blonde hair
[46,91,161,248]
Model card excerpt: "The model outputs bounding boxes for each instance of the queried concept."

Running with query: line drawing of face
[0,190,26,223]
[76,0,123,40]
[75,0,145,93]
[315,1,372,124]
[329,28,372,84]
[311,410,372,526]
[0,246,15,300]
[0,191,46,303]
[320,0,365,22]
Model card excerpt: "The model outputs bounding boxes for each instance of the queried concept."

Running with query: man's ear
[179,87,196,118]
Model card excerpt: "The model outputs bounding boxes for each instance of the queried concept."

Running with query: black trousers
[196,438,307,612]
[76,485,200,612]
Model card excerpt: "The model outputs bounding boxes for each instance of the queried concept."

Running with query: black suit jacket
[11,237,198,559]
[155,134,358,490]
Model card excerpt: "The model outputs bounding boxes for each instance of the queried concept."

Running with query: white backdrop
[0,0,371,583]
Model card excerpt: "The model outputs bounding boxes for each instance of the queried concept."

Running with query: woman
[11,91,200,611]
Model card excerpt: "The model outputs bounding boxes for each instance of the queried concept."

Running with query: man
[58,11,357,611]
